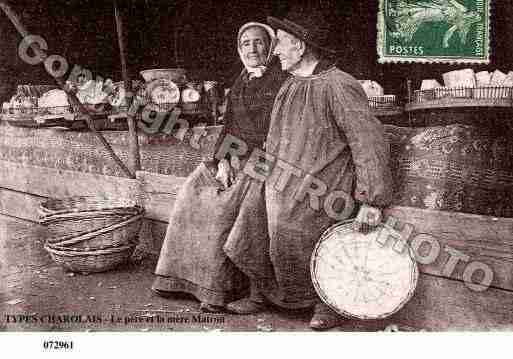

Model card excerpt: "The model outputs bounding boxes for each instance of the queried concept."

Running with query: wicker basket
[368,95,397,110]
[386,124,513,217]
[44,243,137,273]
[410,86,513,105]
[40,196,144,251]
[39,196,139,216]
[45,240,128,252]
[41,212,134,240]
[45,214,143,249]
[181,101,202,114]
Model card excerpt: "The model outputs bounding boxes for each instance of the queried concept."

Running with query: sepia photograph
[0,0,512,352]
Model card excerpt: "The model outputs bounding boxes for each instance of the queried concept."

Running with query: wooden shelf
[406,97,513,111]
[1,114,76,128]
[371,107,404,117]
[1,113,128,131]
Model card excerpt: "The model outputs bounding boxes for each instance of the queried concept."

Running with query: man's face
[273,30,303,72]
[239,27,270,67]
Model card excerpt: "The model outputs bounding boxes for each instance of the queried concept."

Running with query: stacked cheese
[419,68,513,100]
[38,89,70,114]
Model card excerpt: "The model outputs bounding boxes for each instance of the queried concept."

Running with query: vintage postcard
[378,0,490,63]
[0,0,512,355]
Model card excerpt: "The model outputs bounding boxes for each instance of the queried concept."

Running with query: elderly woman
[152,22,287,312]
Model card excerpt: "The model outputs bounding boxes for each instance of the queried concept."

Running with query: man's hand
[353,204,383,233]
[215,159,235,189]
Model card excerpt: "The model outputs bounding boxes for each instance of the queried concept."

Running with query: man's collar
[313,59,335,75]
[290,59,319,77]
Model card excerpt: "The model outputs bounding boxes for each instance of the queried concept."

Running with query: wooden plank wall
[0,188,46,221]
[389,273,513,330]
[384,207,513,293]
[0,160,140,203]
[0,122,223,178]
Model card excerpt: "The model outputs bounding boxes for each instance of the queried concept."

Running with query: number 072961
[42,340,74,350]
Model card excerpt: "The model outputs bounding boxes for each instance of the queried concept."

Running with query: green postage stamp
[377,0,490,63]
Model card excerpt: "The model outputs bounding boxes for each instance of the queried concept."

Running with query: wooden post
[406,78,413,127]
[114,0,141,174]
[0,2,134,178]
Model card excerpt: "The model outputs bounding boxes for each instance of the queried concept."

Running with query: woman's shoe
[226,298,267,315]
[200,302,225,313]
[309,303,344,330]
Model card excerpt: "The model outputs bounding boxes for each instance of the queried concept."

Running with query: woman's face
[239,27,270,67]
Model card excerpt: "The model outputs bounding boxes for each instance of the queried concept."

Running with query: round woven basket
[41,212,135,241]
[39,196,144,252]
[45,214,143,249]
[44,243,137,273]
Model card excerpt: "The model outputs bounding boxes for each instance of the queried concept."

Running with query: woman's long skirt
[152,162,265,306]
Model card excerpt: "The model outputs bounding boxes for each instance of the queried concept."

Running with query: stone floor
[0,214,399,332]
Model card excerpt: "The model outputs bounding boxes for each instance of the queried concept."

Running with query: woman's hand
[215,159,236,189]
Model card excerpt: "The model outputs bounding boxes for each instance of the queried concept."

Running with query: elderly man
[152,22,287,312]
[223,7,393,330]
